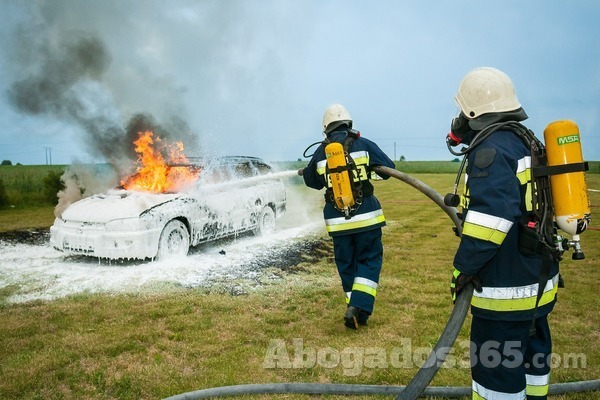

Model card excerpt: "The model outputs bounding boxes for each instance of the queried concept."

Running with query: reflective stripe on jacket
[472,273,559,312]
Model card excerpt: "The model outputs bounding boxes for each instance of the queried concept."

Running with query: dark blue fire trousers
[471,316,552,399]
[332,227,383,315]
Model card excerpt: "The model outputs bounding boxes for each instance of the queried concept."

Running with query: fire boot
[344,306,369,330]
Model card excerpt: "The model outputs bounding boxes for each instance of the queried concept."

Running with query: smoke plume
[6,28,197,171]
[4,5,201,211]
[54,163,119,218]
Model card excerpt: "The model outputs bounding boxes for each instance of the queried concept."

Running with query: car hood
[60,189,183,223]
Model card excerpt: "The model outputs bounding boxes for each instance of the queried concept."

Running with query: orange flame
[120,131,200,193]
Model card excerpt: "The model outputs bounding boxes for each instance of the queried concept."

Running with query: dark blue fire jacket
[455,129,559,321]
[302,128,395,236]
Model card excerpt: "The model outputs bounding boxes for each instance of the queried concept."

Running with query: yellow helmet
[322,104,352,134]
[455,67,521,119]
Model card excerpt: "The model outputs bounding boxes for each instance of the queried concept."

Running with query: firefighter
[447,67,559,399]
[298,104,395,330]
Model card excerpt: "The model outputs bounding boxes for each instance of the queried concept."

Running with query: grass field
[0,164,66,207]
[1,160,597,210]
[0,170,598,399]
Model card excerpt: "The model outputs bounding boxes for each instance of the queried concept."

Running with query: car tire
[253,206,276,236]
[157,220,190,260]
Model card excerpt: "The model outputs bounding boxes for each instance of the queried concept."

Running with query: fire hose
[375,165,470,399]
[164,166,600,399]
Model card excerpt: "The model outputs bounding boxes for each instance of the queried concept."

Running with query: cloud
[0,0,599,164]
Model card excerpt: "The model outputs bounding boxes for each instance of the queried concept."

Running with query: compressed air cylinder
[325,142,354,213]
[543,120,591,236]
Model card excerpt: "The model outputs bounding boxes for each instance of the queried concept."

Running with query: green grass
[0,163,118,209]
[0,173,598,399]
[0,164,67,207]
[0,205,57,232]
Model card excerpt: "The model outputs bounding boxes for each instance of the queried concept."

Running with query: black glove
[450,268,482,303]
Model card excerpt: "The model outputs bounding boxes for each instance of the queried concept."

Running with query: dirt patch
[0,228,50,246]
[247,237,333,272]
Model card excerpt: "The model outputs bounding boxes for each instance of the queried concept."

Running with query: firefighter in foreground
[447,67,563,399]
[298,104,395,330]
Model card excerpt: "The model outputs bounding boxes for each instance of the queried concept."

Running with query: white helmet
[322,104,352,133]
[455,67,521,119]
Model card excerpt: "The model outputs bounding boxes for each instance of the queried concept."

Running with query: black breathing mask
[447,112,471,146]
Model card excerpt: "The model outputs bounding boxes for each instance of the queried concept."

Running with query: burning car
[50,132,287,260]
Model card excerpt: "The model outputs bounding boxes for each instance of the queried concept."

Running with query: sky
[0,0,599,166]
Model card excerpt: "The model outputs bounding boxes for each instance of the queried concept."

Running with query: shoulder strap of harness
[342,129,374,198]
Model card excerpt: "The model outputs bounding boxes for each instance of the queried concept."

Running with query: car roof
[184,156,271,168]
[180,156,274,181]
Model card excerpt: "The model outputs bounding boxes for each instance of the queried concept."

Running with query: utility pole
[44,147,52,165]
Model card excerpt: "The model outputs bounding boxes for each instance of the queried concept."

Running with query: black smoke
[123,113,194,161]
[7,32,110,115]
[6,26,198,172]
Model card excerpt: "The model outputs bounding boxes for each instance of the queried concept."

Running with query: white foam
[0,221,321,304]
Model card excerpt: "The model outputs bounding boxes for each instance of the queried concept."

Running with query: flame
[120,131,200,193]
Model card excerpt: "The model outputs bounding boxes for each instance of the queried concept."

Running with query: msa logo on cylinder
[557,134,580,145]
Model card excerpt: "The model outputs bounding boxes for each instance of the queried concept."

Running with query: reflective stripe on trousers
[526,373,550,397]
[472,381,525,399]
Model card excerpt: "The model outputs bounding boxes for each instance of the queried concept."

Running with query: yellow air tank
[325,142,354,216]
[543,120,591,239]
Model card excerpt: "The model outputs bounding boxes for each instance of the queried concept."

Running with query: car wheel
[253,206,276,236]
[157,220,190,260]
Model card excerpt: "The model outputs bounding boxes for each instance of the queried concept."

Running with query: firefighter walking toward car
[298,104,395,330]
[447,67,560,399]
